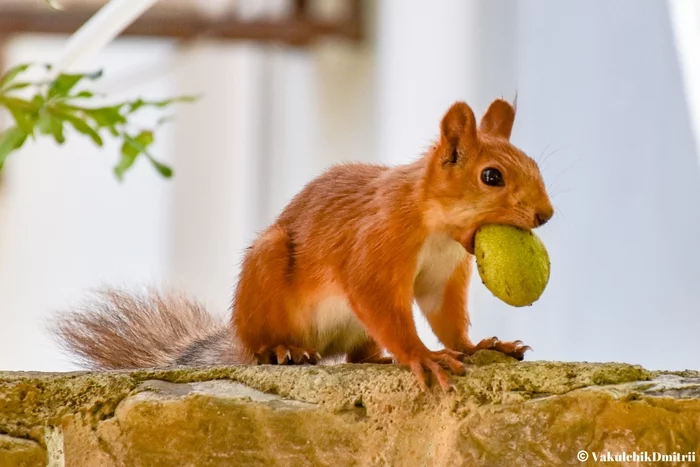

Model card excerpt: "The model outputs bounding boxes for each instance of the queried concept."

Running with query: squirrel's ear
[479,97,516,140]
[439,101,477,163]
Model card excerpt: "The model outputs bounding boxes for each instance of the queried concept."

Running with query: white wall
[509,0,700,370]
[1,0,699,373]
[166,41,265,317]
[0,36,177,370]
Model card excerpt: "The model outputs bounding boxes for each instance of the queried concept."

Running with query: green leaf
[60,104,127,136]
[56,110,103,146]
[48,74,83,99]
[113,151,137,181]
[2,82,32,93]
[123,130,154,155]
[37,113,66,144]
[135,130,155,148]
[67,118,102,146]
[126,98,146,114]
[127,95,199,114]
[0,64,30,90]
[0,61,194,180]
[0,127,28,166]
[48,70,103,99]
[8,106,38,134]
[82,106,127,129]
[114,130,154,180]
[32,95,46,108]
[70,91,95,99]
[0,96,38,111]
[120,136,174,179]
[1,97,39,134]
[145,154,173,178]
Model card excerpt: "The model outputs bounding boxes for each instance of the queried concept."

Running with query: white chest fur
[413,233,467,314]
[310,296,368,356]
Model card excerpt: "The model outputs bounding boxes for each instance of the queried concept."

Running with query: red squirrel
[52,98,553,391]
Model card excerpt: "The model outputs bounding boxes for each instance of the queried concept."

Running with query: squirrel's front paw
[254,345,322,365]
[403,349,467,392]
[468,337,532,361]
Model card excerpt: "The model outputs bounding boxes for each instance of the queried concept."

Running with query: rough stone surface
[0,350,698,466]
[0,434,45,467]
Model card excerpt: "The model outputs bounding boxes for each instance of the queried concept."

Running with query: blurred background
[1,0,699,373]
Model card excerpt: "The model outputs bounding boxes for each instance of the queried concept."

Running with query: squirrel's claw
[405,349,467,392]
[254,345,322,365]
[470,336,532,361]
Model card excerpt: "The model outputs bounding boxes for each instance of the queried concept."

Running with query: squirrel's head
[423,98,553,254]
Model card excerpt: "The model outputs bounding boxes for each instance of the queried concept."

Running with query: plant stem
[51,0,160,77]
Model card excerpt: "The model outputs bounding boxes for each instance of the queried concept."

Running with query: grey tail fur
[49,287,245,370]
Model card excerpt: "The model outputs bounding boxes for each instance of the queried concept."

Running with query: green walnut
[474,224,550,307]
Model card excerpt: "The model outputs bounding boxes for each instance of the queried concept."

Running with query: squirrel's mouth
[460,229,477,255]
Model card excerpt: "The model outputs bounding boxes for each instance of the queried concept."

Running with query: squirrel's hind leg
[233,225,322,366]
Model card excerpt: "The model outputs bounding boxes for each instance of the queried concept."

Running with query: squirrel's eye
[481,168,504,187]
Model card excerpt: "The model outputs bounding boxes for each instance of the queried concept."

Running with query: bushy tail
[50,287,240,370]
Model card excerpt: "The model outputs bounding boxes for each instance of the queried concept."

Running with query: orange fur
[231,98,553,391]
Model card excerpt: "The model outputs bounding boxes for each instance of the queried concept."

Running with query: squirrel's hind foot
[254,345,322,365]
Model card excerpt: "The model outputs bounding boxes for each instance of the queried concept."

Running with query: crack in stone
[640,374,700,398]
[44,426,65,467]
[130,379,320,412]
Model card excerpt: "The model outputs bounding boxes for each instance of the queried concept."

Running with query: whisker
[554,205,569,227]
[535,141,553,165]
[547,158,581,193]
[540,145,568,169]
[549,187,578,199]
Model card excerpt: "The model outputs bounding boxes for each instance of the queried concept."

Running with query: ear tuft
[479,98,516,140]
[440,101,477,150]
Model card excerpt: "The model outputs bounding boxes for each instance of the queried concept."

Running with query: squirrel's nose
[534,207,553,227]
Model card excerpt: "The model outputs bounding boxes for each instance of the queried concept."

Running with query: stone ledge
[0,351,698,466]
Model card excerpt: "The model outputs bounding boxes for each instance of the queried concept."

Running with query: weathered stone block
[0,351,698,466]
[0,434,45,467]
